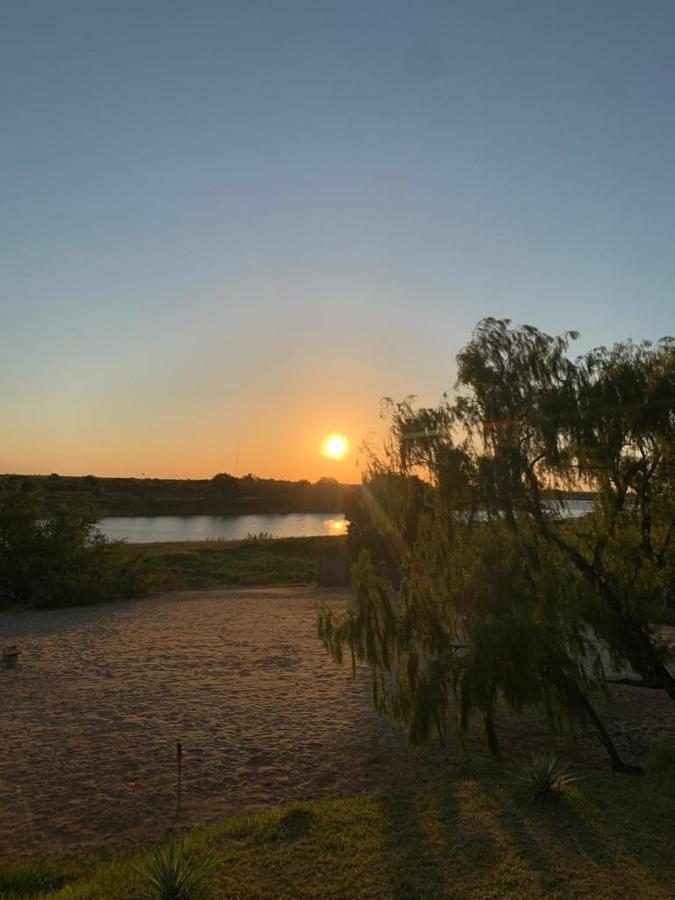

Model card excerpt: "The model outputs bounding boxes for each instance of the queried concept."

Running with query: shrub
[129,839,220,900]
[512,754,582,802]
[0,487,149,608]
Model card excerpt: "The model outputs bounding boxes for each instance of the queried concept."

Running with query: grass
[131,535,347,592]
[2,769,674,899]
[644,738,675,774]
[0,860,74,897]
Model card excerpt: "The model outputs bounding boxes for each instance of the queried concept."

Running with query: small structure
[1,646,20,670]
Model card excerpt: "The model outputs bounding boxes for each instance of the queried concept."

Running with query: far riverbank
[0,473,360,517]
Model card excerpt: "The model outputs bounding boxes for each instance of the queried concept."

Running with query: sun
[321,433,349,460]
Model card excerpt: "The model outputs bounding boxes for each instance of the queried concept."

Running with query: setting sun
[320,433,349,460]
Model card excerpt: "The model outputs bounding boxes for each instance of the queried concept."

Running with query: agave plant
[130,838,220,900]
[512,754,582,802]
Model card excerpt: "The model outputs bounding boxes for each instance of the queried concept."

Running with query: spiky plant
[130,838,220,900]
[512,754,582,802]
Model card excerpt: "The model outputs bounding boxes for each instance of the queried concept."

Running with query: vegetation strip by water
[133,535,345,592]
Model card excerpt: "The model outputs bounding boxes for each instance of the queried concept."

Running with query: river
[99,500,594,544]
[98,512,347,543]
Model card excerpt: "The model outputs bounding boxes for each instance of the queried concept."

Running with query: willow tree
[454,319,674,700]
[318,319,674,769]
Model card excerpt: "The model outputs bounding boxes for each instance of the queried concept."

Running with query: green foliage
[344,469,429,569]
[0,522,339,608]
[321,525,601,758]
[644,739,675,774]
[137,535,336,590]
[129,838,220,900]
[0,859,73,897]
[0,488,149,608]
[451,319,675,694]
[512,754,583,803]
[329,317,674,768]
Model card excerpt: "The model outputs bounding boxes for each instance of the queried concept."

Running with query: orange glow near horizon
[1,359,388,482]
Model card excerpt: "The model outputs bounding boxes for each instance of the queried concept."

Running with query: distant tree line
[0,472,361,517]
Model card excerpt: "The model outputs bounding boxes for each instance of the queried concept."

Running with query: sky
[1,1,674,481]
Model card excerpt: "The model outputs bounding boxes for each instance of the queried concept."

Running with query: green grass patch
[645,738,675,774]
[0,859,75,897]
[130,535,345,591]
[3,769,675,899]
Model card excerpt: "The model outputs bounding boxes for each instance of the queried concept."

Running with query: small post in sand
[176,740,183,817]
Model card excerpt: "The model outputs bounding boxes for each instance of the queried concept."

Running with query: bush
[0,487,149,608]
[512,754,582,803]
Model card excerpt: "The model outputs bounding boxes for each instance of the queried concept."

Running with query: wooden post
[176,741,183,817]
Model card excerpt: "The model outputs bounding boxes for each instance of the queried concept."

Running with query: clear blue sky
[2,1,673,478]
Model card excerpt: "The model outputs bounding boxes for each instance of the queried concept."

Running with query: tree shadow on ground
[379,782,459,900]
[478,775,675,897]
[378,769,675,899]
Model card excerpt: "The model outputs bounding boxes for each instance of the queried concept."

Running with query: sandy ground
[0,587,673,858]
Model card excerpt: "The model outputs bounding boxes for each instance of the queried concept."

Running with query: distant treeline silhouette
[0,472,361,517]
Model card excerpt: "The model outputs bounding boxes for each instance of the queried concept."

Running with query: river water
[98,512,348,543]
[99,500,593,544]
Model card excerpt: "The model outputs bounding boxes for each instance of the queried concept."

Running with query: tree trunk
[576,692,643,775]
[547,528,675,704]
[599,584,675,703]
[484,710,502,760]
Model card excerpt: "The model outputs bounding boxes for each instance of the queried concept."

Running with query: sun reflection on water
[323,517,347,535]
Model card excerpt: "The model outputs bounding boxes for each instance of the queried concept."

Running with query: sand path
[1,587,673,858]
[0,588,407,857]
